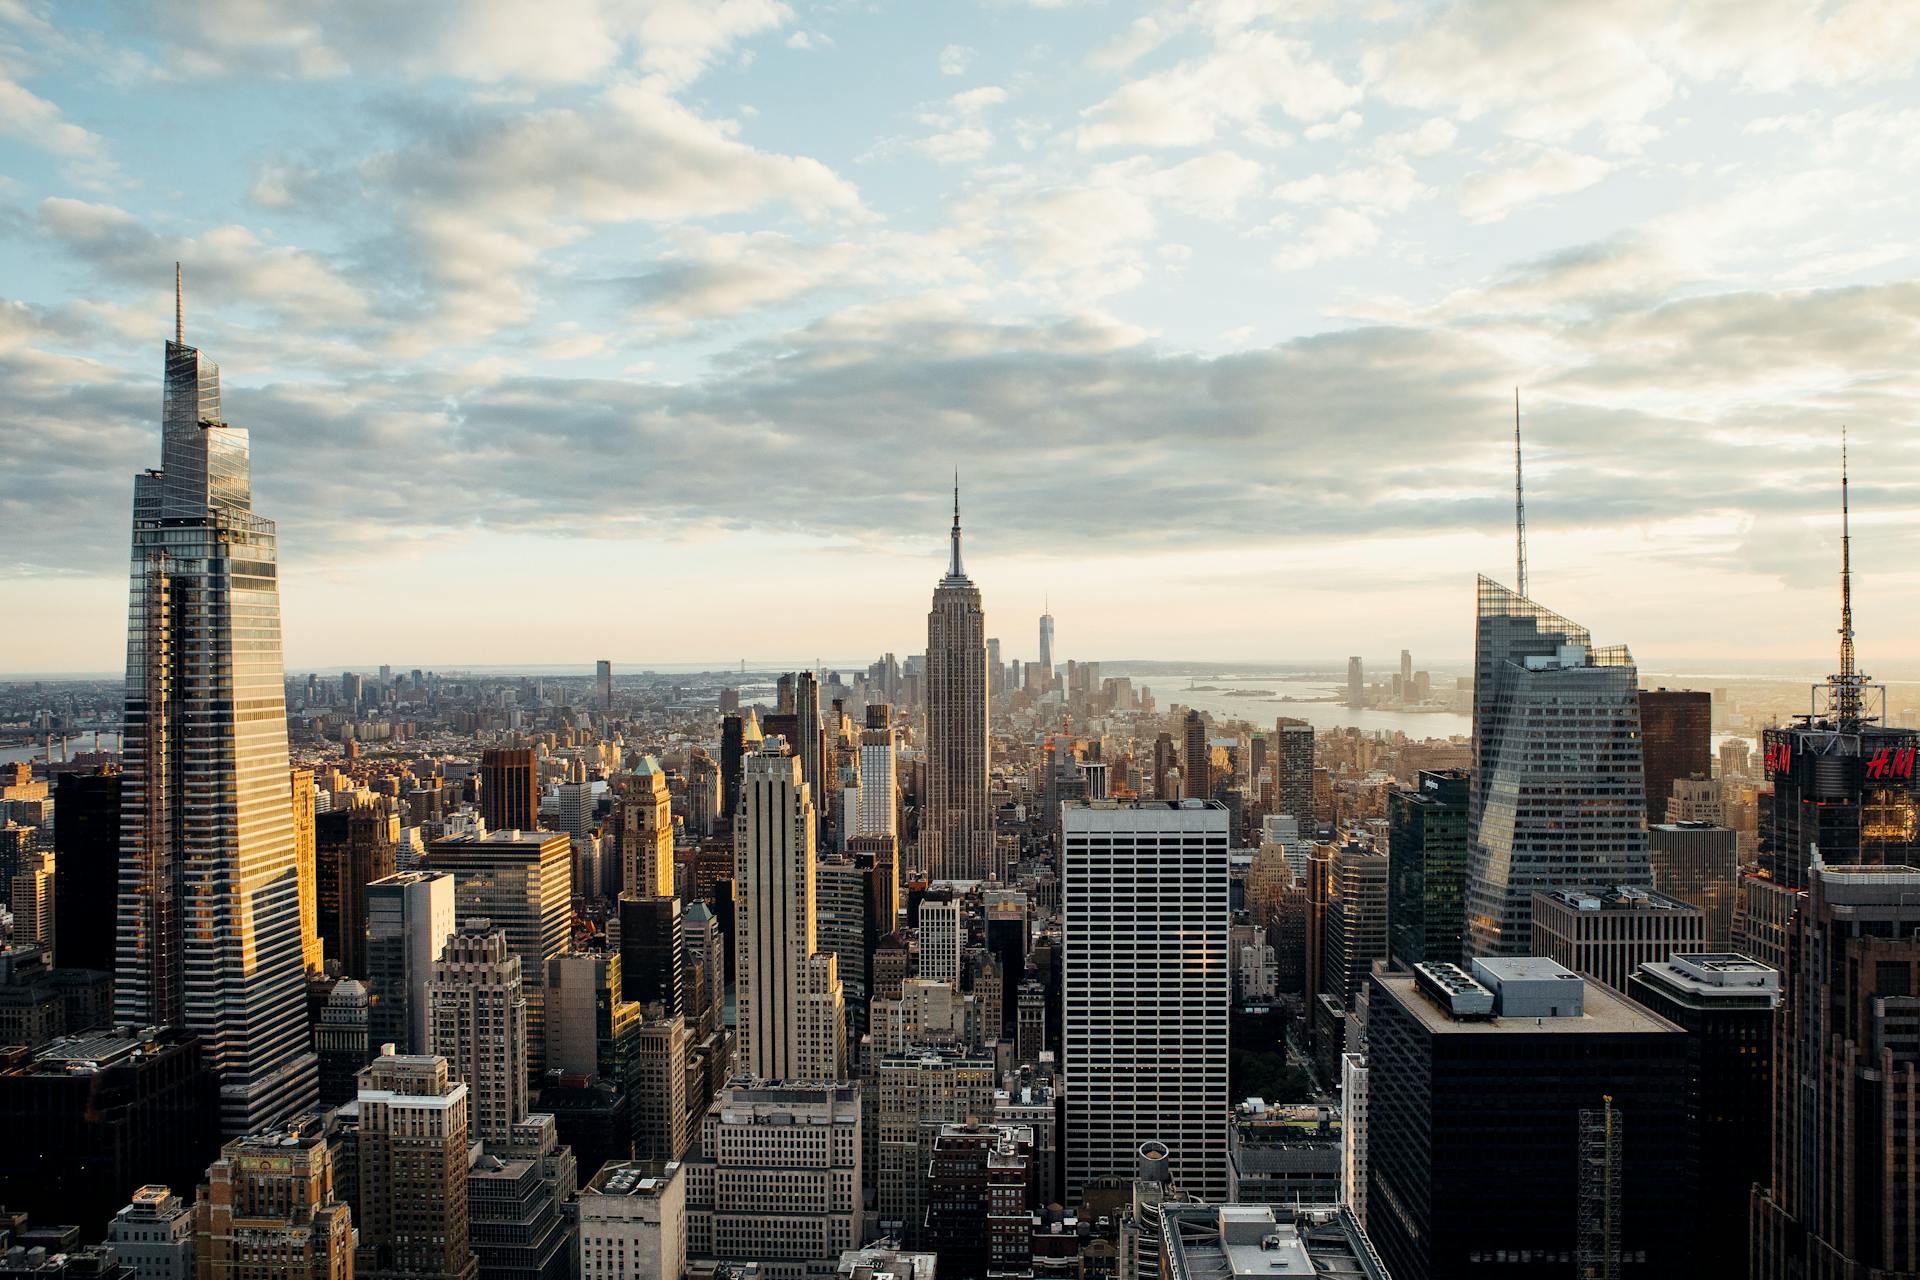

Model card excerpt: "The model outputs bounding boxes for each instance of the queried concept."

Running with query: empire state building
[115,269,319,1135]
[922,482,991,881]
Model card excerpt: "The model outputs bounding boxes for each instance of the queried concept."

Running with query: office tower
[685,1082,863,1271]
[622,758,673,897]
[791,671,828,822]
[817,853,877,1043]
[632,1012,691,1162]
[682,900,726,1031]
[367,871,458,1055]
[1346,657,1364,708]
[1386,770,1468,970]
[985,897,1027,1042]
[1366,958,1691,1278]
[1626,954,1777,1280]
[873,1048,1003,1244]
[1531,886,1706,994]
[1181,710,1210,801]
[316,978,371,1104]
[556,779,595,853]
[1272,719,1313,826]
[1038,607,1055,690]
[113,290,317,1135]
[480,748,540,834]
[11,850,54,950]
[106,1186,194,1280]
[596,660,613,710]
[428,828,570,1066]
[544,949,637,1083]
[341,671,364,711]
[1465,578,1652,957]
[857,706,898,838]
[356,1051,479,1280]
[796,952,848,1081]
[465,1113,575,1280]
[1638,689,1711,824]
[316,798,398,978]
[734,741,844,1081]
[1062,799,1229,1202]
[289,768,323,976]
[1318,843,1388,1010]
[1755,861,1920,1277]
[579,1162,685,1280]
[1339,1052,1369,1226]
[919,892,964,983]
[0,1028,216,1239]
[922,1121,1033,1278]
[53,768,119,974]
[719,714,747,827]
[617,894,684,1014]
[686,749,720,838]
[923,484,991,882]
[1648,822,1739,946]
[429,923,529,1145]
[193,1118,355,1280]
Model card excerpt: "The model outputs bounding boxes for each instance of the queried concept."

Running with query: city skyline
[6,3,1920,672]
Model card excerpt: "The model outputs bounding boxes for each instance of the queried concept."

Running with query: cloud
[0,74,106,159]
[1275,157,1428,212]
[939,43,974,75]
[1272,208,1380,271]
[1457,146,1612,222]
[1077,28,1358,149]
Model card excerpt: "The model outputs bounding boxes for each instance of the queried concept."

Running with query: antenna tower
[1514,388,1529,598]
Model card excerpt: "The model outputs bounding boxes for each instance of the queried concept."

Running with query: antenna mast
[1836,427,1861,725]
[1514,388,1529,598]
[174,261,184,345]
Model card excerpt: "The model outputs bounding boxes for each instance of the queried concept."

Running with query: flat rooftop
[1379,970,1683,1036]
[1538,885,1697,912]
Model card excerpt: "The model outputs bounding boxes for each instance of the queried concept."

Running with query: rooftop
[1381,968,1682,1037]
[1162,1203,1388,1280]
[585,1161,680,1198]
[1537,885,1698,913]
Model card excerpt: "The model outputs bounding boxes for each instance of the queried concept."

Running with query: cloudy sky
[4,0,1920,676]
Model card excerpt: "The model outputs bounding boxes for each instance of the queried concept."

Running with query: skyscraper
[720,712,748,826]
[1346,657,1364,708]
[192,1119,355,1280]
[1183,709,1210,801]
[595,659,613,710]
[1272,718,1314,828]
[356,1050,480,1280]
[53,766,120,975]
[1386,769,1468,970]
[1062,799,1229,1202]
[366,870,458,1055]
[316,797,398,979]
[1638,689,1711,824]
[1465,578,1652,957]
[734,739,843,1081]
[923,483,991,881]
[480,748,540,834]
[793,671,828,823]
[1754,861,1920,1277]
[114,274,318,1135]
[291,767,324,975]
[857,705,899,839]
[621,757,673,897]
[428,922,529,1146]
[1037,604,1055,692]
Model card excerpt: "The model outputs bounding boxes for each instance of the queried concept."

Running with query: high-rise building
[918,892,964,984]
[53,767,120,975]
[617,894,684,1015]
[1626,954,1777,1280]
[1465,578,1652,957]
[192,1118,355,1280]
[1183,711,1210,801]
[1346,657,1364,709]
[633,1012,691,1163]
[719,713,749,829]
[1366,958,1692,1278]
[792,672,828,827]
[428,828,570,1067]
[429,923,529,1146]
[1638,689,1711,825]
[317,798,398,979]
[923,484,991,881]
[596,660,613,710]
[579,1161,685,1280]
[316,978,371,1104]
[1318,843,1388,1010]
[816,853,879,1044]
[1062,799,1229,1202]
[465,1113,575,1280]
[107,1185,195,1280]
[555,779,595,854]
[356,1050,479,1280]
[290,768,324,976]
[1530,885,1707,995]
[684,1081,863,1274]
[1038,607,1055,691]
[11,850,55,952]
[856,706,898,840]
[734,741,844,1082]
[1648,822,1740,947]
[872,1048,999,1244]
[1386,769,1468,970]
[1271,719,1314,828]
[621,758,674,898]
[1754,861,1920,1277]
[366,871,458,1055]
[480,749,540,835]
[114,290,317,1135]
[923,1120,1034,1279]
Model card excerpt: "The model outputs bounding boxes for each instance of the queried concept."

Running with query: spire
[174,261,184,346]
[946,471,967,582]
[1514,387,1529,599]
[1836,426,1861,724]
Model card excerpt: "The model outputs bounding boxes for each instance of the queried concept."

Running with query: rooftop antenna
[1514,388,1529,598]
[174,261,184,345]
[946,469,966,581]
[1835,427,1862,725]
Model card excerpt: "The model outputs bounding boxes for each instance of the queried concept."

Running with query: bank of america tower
[115,270,318,1134]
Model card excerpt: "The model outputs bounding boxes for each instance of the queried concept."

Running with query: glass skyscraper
[115,289,318,1134]
[1465,576,1652,957]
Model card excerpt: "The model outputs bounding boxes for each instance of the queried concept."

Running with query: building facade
[1386,769,1468,971]
[923,488,991,882]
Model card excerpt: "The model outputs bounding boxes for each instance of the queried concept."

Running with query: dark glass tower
[1387,768,1468,970]
[115,272,318,1135]
[54,767,122,974]
[1638,689,1711,824]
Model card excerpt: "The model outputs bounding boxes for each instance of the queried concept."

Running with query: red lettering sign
[1766,741,1793,774]
[1865,746,1917,782]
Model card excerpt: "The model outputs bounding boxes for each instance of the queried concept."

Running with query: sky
[4,0,1920,677]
